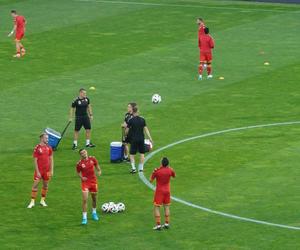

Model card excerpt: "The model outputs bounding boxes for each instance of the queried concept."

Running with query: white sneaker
[40,200,48,207]
[27,201,35,208]
[153,225,162,230]
[207,74,213,79]
[198,75,203,80]
[162,223,170,229]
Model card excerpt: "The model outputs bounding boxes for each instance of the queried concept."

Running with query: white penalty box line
[75,0,300,13]
[139,121,300,231]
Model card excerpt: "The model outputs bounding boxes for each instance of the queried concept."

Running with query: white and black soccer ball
[108,202,115,212]
[152,94,161,104]
[111,204,119,214]
[117,202,126,212]
[101,203,109,212]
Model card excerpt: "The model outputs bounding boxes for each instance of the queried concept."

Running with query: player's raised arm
[150,169,157,183]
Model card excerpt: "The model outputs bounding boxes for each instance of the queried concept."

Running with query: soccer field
[1,0,300,249]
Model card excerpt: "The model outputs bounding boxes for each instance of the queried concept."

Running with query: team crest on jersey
[78,101,81,105]
[39,147,43,153]
[81,163,86,168]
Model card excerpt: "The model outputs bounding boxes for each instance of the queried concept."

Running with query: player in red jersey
[150,157,176,230]
[8,10,26,58]
[27,133,54,208]
[197,17,207,70]
[76,149,101,225]
[198,27,215,80]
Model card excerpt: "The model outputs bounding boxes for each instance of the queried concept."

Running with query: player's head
[127,102,137,113]
[132,105,138,115]
[161,157,169,167]
[197,17,204,25]
[79,148,88,159]
[204,27,209,34]
[79,88,87,98]
[39,133,48,144]
[11,10,17,17]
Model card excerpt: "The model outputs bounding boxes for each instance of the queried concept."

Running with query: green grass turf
[1,0,300,249]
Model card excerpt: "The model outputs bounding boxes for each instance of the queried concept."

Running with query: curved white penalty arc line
[139,120,300,231]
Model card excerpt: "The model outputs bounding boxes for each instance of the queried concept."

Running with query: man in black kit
[125,105,153,174]
[121,102,136,161]
[69,88,95,150]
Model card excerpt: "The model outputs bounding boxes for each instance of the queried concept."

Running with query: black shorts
[75,116,91,131]
[130,140,145,155]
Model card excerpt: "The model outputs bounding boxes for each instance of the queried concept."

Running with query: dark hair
[204,27,209,34]
[11,10,17,14]
[79,88,86,92]
[128,102,137,108]
[161,157,169,167]
[79,148,85,154]
[39,132,47,139]
[132,105,138,113]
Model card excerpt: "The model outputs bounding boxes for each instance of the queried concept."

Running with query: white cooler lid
[45,128,61,139]
[110,141,122,147]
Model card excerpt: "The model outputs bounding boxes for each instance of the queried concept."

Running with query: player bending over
[198,27,215,80]
[8,10,26,58]
[76,149,101,225]
[27,133,54,208]
[150,157,176,230]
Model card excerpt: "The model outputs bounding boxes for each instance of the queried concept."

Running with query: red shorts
[81,181,98,193]
[200,52,212,62]
[15,32,24,41]
[34,170,51,181]
[154,190,171,206]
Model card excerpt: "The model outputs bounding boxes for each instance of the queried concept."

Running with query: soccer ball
[101,203,109,212]
[152,94,161,104]
[111,204,119,214]
[108,202,115,212]
[117,202,126,212]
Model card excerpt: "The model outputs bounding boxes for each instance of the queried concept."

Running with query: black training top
[124,112,133,124]
[71,97,90,117]
[127,116,146,142]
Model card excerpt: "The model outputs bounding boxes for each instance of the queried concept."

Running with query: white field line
[139,120,300,230]
[75,0,300,13]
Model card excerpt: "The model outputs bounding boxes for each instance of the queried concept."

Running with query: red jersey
[33,144,53,171]
[198,23,205,47]
[76,156,99,183]
[15,15,26,33]
[150,166,176,192]
[199,34,214,53]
